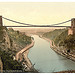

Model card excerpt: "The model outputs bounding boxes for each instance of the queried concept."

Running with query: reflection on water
[28,35,75,73]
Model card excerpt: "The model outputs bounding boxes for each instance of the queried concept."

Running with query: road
[16,40,34,61]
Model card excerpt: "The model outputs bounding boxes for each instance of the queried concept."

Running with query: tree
[64,35,75,50]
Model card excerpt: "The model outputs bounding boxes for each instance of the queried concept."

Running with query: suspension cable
[2,17,71,27]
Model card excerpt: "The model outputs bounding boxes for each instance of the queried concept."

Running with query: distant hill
[43,28,66,41]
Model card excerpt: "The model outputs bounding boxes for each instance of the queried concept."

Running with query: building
[68,18,75,35]
[0,16,3,26]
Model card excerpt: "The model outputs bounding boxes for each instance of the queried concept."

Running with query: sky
[0,2,75,26]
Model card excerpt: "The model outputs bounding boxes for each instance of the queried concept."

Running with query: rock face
[0,27,23,54]
[0,27,37,73]
[2,28,11,50]
[0,27,15,52]
[68,18,75,35]
[0,27,10,51]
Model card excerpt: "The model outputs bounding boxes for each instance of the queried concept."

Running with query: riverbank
[40,35,75,62]
[16,39,34,61]
[40,35,75,73]
[15,39,38,72]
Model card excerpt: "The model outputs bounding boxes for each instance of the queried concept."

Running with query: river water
[28,35,75,73]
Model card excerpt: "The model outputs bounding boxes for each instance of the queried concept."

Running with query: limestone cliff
[0,27,32,57]
[0,27,23,56]
[0,27,10,51]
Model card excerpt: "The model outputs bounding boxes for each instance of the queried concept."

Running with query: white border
[0,0,75,75]
[0,0,75,2]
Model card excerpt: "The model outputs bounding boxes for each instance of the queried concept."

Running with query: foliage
[54,30,68,46]
[43,29,66,40]
[55,30,75,50]
[0,26,6,40]
[63,35,75,50]
[0,50,23,73]
[0,27,38,73]
[7,29,31,47]
[43,27,75,50]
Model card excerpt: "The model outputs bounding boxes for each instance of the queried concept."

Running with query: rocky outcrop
[0,27,24,54]
[2,28,11,50]
[0,27,38,73]
[0,27,25,72]
[0,27,11,51]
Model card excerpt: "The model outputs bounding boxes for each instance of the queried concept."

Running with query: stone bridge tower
[68,18,75,35]
[0,16,3,26]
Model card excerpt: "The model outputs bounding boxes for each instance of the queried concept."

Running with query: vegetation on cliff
[43,29,66,41]
[0,26,7,40]
[43,28,75,53]
[0,50,23,73]
[0,27,32,72]
[54,29,68,46]
[53,29,75,52]
[64,35,75,50]
[7,28,31,47]
[59,34,75,53]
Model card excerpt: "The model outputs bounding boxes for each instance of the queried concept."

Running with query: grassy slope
[54,30,68,46]
[43,29,66,41]
[43,28,68,46]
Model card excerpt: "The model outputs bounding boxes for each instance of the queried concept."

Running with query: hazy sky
[0,2,75,26]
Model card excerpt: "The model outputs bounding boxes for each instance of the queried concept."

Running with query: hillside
[52,29,75,53]
[7,28,31,56]
[54,29,68,46]
[0,27,32,72]
[43,28,75,54]
[43,28,66,41]
[59,34,75,54]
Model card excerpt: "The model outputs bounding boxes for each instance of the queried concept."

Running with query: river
[28,35,75,73]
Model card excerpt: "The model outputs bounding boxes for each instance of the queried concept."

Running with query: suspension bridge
[0,16,73,27]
